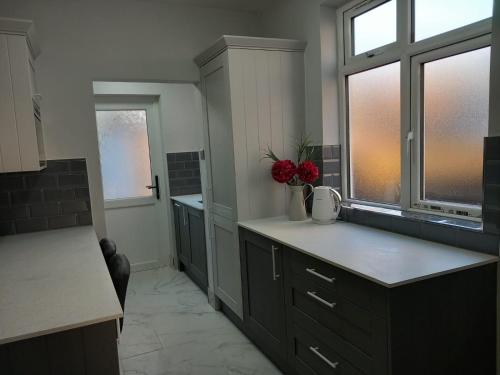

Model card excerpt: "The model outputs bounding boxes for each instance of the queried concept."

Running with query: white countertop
[0,226,123,345]
[238,217,498,288]
[171,194,204,210]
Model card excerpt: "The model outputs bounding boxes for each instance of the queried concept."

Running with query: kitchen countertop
[238,216,498,288]
[171,194,204,210]
[0,226,123,345]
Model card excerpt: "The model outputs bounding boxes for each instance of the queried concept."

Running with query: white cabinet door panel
[205,64,235,212]
[0,35,21,172]
[7,35,39,171]
[213,214,241,315]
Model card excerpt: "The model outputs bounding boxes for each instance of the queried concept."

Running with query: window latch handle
[146,175,160,200]
[406,131,414,156]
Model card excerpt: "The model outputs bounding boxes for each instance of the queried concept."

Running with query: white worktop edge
[0,313,121,346]
[171,194,204,210]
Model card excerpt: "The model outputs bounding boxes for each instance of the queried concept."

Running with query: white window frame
[337,0,493,220]
[95,101,156,209]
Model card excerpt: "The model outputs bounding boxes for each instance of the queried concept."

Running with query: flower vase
[288,185,312,221]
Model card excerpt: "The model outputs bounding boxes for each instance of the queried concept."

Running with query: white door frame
[92,82,208,281]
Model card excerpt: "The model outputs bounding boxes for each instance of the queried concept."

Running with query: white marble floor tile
[119,267,282,375]
[119,322,163,359]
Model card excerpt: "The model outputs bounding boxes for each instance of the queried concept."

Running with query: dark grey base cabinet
[239,229,290,371]
[0,321,119,375]
[239,227,497,375]
[173,202,208,293]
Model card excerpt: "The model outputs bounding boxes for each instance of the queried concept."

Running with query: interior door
[201,52,243,317]
[95,99,168,271]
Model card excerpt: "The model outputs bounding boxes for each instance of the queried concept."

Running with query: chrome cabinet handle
[309,346,339,369]
[271,245,280,280]
[307,291,336,309]
[306,268,335,283]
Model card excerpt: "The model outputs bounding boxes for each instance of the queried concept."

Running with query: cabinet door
[240,228,288,369]
[172,202,183,268]
[201,51,242,317]
[7,35,41,171]
[186,207,208,292]
[174,203,191,267]
[0,34,21,172]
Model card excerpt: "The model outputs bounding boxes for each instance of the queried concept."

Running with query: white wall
[0,0,261,237]
[490,0,500,137]
[260,0,340,146]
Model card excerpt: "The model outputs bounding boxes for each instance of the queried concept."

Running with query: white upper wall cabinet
[195,35,306,318]
[0,18,45,172]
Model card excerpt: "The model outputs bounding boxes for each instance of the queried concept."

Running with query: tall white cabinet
[195,36,306,317]
[0,18,45,172]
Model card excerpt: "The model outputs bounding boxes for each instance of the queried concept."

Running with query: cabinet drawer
[290,322,369,375]
[289,250,386,316]
[289,275,386,356]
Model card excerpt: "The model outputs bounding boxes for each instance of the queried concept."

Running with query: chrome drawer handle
[271,245,280,280]
[307,291,336,309]
[306,268,335,283]
[309,346,339,369]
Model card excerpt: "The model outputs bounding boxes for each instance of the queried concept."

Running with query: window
[414,0,493,41]
[348,62,401,204]
[353,0,397,55]
[418,47,490,207]
[338,0,493,219]
[96,110,153,201]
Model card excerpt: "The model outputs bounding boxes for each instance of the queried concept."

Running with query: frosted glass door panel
[205,67,235,209]
[348,62,401,204]
[96,110,153,200]
[422,47,490,205]
[414,0,493,41]
[353,0,396,55]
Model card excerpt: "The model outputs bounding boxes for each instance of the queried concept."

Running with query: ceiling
[139,0,351,13]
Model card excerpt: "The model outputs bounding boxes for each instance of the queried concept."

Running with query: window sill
[345,203,482,232]
[339,202,498,255]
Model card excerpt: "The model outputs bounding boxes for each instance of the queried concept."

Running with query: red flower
[272,160,296,183]
[297,161,319,184]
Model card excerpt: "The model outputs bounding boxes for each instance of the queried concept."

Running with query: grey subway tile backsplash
[0,192,9,206]
[0,159,92,236]
[167,151,202,196]
[11,190,43,205]
[483,136,500,235]
[15,218,49,234]
[30,203,60,218]
[48,215,78,230]
[306,144,341,211]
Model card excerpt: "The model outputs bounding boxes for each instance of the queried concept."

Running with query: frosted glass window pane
[353,0,396,55]
[348,62,401,204]
[414,0,493,41]
[96,110,152,200]
[422,47,490,205]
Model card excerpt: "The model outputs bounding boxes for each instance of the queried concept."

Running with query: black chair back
[99,238,117,266]
[108,253,130,331]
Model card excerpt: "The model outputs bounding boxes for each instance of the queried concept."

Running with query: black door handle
[146,175,160,200]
